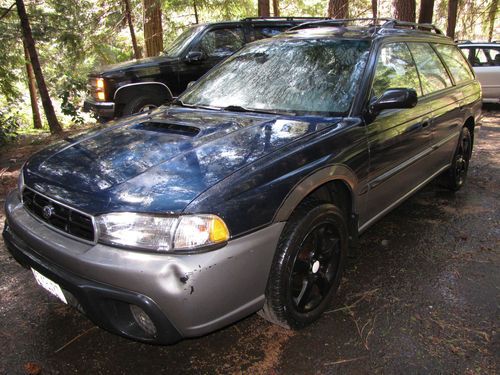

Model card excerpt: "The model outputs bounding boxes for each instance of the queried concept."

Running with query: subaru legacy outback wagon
[4,18,481,344]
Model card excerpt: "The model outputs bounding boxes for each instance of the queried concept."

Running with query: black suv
[83,17,324,119]
[5,19,481,344]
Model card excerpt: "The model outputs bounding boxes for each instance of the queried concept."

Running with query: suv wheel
[443,126,472,191]
[121,95,166,116]
[259,199,348,329]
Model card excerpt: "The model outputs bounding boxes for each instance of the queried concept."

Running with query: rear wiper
[223,105,295,116]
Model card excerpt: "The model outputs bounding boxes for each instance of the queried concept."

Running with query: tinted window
[165,25,204,57]
[372,42,422,99]
[199,28,244,57]
[181,39,371,115]
[408,43,452,95]
[252,26,288,41]
[434,44,474,83]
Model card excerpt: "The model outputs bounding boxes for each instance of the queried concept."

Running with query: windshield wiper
[223,105,296,116]
[172,99,217,111]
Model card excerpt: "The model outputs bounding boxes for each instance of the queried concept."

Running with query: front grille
[22,188,96,242]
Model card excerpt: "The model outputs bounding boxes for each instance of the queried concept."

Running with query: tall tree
[393,0,416,22]
[23,40,42,129]
[446,0,458,38]
[372,0,378,18]
[16,0,62,134]
[487,0,498,41]
[328,0,349,18]
[418,0,434,23]
[193,0,199,24]
[124,0,141,59]
[143,0,163,57]
[258,0,270,17]
[273,0,280,16]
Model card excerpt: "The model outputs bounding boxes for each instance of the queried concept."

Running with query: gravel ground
[0,110,498,374]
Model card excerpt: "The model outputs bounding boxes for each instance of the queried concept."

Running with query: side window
[407,43,452,95]
[481,48,500,66]
[371,42,422,99]
[199,28,244,57]
[434,44,474,83]
[252,26,288,41]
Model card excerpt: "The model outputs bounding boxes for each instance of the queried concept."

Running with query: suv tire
[259,199,348,329]
[121,95,166,116]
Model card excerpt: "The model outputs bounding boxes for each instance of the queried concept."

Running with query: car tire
[443,126,472,191]
[121,95,166,116]
[259,199,348,329]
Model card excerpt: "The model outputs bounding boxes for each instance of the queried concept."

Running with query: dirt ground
[0,110,498,375]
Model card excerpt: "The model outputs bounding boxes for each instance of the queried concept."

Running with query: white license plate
[31,268,67,304]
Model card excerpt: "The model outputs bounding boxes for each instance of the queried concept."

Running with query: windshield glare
[165,25,204,57]
[180,38,371,115]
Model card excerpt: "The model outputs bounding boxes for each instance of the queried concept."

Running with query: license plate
[31,268,67,304]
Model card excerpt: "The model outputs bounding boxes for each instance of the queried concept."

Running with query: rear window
[408,43,452,95]
[434,44,474,83]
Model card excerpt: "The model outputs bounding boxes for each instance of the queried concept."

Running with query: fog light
[130,305,157,337]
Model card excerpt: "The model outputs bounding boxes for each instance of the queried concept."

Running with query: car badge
[42,205,55,219]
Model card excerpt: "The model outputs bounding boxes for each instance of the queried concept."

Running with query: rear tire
[259,199,348,329]
[443,126,472,191]
[121,95,167,116]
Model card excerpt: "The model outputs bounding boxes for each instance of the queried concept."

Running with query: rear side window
[408,43,452,95]
[199,28,244,57]
[372,42,422,99]
[434,44,474,83]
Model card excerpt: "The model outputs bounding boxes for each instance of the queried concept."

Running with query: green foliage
[0,107,22,145]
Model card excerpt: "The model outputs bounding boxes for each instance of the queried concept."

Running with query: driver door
[362,42,433,226]
[178,27,244,91]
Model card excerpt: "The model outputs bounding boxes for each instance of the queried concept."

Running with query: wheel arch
[463,116,475,150]
[273,165,358,224]
[114,82,173,105]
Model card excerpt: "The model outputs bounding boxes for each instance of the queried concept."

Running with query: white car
[459,42,500,103]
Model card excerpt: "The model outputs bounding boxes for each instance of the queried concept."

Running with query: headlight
[96,213,229,252]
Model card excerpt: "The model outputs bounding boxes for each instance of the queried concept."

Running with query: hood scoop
[132,121,200,137]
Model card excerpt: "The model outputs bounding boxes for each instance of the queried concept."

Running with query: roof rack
[241,17,329,22]
[288,18,444,35]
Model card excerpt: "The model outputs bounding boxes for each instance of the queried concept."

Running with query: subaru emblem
[42,205,54,219]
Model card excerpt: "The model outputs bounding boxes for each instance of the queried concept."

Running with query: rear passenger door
[430,43,478,168]
[364,42,432,223]
[406,42,458,173]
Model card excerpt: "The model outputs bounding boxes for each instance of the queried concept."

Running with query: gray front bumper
[83,97,115,118]
[4,190,284,338]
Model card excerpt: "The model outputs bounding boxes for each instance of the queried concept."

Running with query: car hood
[24,107,340,215]
[93,55,177,76]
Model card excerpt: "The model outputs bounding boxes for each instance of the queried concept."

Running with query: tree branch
[0,2,16,20]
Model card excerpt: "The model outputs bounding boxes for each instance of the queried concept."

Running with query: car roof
[282,18,452,42]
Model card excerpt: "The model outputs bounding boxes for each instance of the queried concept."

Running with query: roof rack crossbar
[241,17,329,22]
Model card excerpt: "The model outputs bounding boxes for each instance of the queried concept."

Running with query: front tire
[259,200,348,329]
[121,94,166,116]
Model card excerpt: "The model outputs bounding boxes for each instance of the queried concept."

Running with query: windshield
[165,25,204,57]
[180,38,371,116]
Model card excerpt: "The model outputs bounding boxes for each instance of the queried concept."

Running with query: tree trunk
[328,0,349,18]
[446,0,458,39]
[258,0,270,17]
[124,0,141,59]
[393,0,416,22]
[273,0,280,16]
[143,0,163,57]
[418,0,434,23]
[16,0,62,134]
[23,40,42,129]
[487,0,498,41]
[193,0,199,24]
[372,0,378,18]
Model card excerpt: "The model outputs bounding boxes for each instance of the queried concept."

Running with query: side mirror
[369,88,418,116]
[187,81,196,89]
[185,51,205,63]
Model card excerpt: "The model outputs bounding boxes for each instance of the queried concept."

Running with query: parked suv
[4,19,481,344]
[83,17,324,119]
[458,41,500,103]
